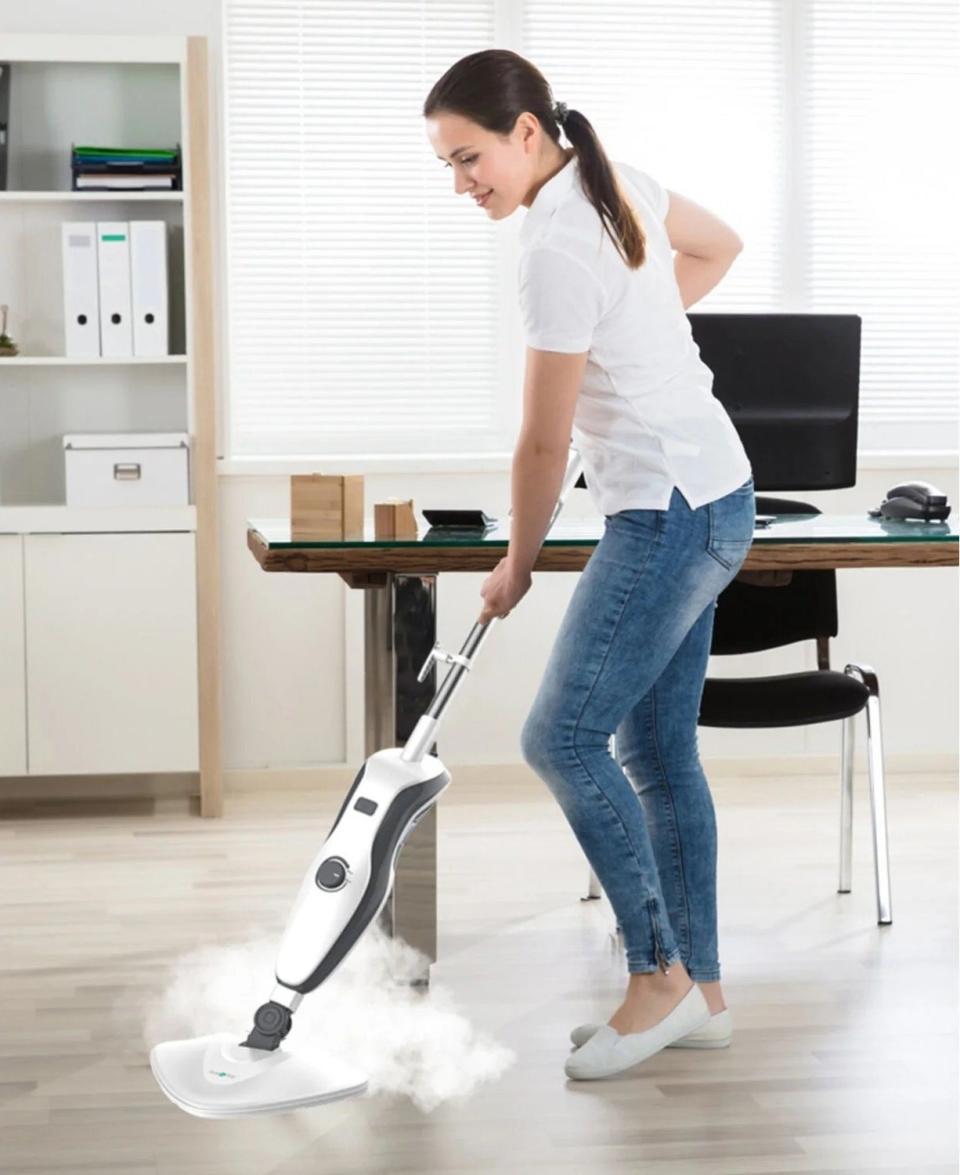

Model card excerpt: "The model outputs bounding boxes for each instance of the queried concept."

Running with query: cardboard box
[63,432,190,507]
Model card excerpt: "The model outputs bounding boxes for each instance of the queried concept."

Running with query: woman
[424,50,755,1081]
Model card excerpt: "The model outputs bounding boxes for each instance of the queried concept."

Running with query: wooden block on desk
[291,474,364,540]
[374,499,418,540]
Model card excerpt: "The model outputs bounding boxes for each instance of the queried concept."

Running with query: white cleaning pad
[150,1032,368,1118]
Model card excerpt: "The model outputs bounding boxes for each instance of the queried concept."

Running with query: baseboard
[0,753,954,805]
[0,772,200,804]
[224,752,958,794]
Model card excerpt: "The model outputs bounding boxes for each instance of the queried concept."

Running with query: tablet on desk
[422,509,498,531]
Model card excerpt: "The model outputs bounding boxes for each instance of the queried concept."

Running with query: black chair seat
[699,670,869,729]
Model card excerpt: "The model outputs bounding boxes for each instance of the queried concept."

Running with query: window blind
[523,2,784,311]
[223,1,504,458]
[224,0,958,459]
[804,0,959,448]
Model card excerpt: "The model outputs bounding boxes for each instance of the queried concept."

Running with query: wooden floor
[1,766,956,1174]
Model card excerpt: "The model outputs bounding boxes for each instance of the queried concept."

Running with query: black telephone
[869,481,952,522]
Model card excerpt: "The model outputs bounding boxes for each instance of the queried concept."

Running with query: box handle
[114,462,142,481]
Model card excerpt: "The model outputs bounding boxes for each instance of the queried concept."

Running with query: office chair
[584,495,893,948]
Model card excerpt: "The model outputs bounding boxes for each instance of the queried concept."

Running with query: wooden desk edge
[246,529,958,578]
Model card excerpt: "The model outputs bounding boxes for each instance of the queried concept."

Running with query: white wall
[5,1,957,771]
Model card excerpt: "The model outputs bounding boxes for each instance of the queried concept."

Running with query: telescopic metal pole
[400,445,583,763]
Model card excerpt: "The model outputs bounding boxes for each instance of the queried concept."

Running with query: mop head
[149,1033,368,1119]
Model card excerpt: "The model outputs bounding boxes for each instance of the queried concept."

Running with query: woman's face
[425,110,549,219]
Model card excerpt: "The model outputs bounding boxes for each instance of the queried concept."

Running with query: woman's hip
[599,477,755,582]
[531,479,755,711]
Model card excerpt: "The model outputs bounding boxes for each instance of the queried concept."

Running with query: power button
[315,856,349,891]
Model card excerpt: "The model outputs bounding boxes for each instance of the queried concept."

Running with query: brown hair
[423,49,647,269]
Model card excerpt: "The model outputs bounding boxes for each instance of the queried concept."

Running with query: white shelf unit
[0,34,223,814]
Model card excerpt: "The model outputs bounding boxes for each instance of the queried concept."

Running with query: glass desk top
[248,512,958,550]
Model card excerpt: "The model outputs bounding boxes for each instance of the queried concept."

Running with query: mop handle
[400,446,583,763]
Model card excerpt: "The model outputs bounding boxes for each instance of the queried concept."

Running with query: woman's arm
[506,438,570,575]
[507,347,588,575]
[664,188,744,309]
[673,249,742,310]
[478,348,586,623]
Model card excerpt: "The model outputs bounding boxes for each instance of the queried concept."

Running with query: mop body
[148,445,584,1118]
[150,747,450,1117]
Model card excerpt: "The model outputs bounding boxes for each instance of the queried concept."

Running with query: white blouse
[518,155,752,514]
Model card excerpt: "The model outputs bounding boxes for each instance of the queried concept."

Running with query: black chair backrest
[710,496,838,656]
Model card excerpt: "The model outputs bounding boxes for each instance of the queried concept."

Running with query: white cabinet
[0,536,27,775]
[23,532,199,774]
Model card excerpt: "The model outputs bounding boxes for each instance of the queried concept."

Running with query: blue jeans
[520,476,756,979]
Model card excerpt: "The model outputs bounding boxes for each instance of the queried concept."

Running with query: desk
[247,512,958,983]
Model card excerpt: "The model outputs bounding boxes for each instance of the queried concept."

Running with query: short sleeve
[645,170,669,220]
[616,161,669,220]
[518,246,605,353]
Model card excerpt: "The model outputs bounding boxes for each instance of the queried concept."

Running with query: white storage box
[63,433,191,507]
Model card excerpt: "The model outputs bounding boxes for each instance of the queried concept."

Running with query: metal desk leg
[364,572,438,985]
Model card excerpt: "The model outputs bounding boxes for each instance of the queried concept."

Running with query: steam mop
[149,449,584,1118]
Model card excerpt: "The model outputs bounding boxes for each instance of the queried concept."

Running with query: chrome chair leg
[845,663,893,925]
[839,712,855,893]
[583,867,602,901]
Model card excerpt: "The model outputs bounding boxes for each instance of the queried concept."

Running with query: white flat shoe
[570,1006,733,1050]
[564,984,711,1080]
